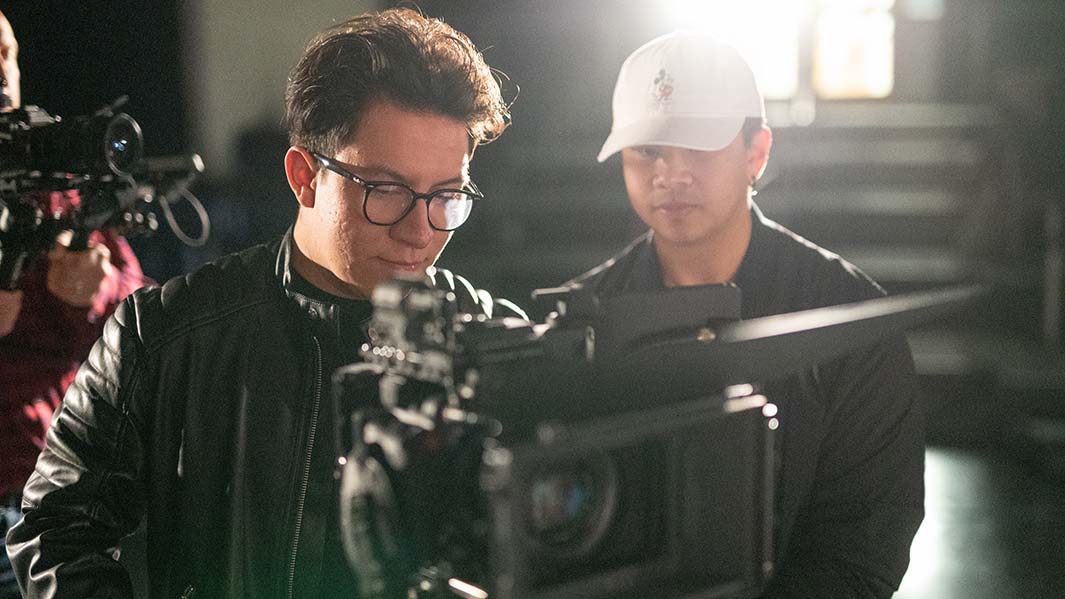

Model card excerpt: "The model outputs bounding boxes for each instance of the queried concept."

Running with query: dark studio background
[6,1,1065,596]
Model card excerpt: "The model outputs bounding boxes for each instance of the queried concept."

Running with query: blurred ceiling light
[665,0,805,100]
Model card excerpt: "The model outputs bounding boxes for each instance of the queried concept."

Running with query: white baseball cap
[597,31,765,162]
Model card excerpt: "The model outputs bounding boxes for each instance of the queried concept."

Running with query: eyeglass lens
[364,184,474,231]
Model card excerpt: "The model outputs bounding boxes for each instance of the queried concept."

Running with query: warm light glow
[665,0,804,99]
[819,0,894,10]
[664,0,897,102]
[813,1,896,99]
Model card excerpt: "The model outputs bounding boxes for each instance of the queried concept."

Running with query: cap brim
[597,115,747,162]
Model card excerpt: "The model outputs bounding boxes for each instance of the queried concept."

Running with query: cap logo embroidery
[651,69,674,110]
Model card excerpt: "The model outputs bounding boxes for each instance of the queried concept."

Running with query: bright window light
[665,0,897,102]
[665,0,805,100]
[819,0,895,10]
[813,0,896,99]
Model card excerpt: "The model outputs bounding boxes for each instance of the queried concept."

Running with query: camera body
[481,389,775,599]
[0,104,143,179]
[336,278,776,599]
[0,103,203,289]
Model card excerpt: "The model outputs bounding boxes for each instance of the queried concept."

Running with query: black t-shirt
[287,269,371,598]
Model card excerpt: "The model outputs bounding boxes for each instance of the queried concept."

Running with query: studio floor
[895,446,1065,599]
[110,445,1065,598]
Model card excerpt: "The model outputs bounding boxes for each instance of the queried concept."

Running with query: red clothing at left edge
[0,225,146,498]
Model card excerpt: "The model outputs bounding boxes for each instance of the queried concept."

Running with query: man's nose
[652,149,694,188]
[388,199,435,248]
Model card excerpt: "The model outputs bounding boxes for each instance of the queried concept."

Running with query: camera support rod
[607,284,986,395]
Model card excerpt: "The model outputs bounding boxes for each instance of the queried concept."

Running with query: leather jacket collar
[274,227,372,338]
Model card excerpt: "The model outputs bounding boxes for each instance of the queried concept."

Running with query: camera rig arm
[0,154,205,290]
[0,174,137,289]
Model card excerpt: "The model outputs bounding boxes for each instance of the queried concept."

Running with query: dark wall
[5,1,188,155]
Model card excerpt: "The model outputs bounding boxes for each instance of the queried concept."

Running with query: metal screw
[696,327,717,343]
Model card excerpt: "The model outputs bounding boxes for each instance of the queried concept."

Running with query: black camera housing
[337,278,776,599]
[482,390,775,599]
[0,104,143,178]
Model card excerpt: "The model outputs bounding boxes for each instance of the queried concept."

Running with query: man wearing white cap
[569,32,922,597]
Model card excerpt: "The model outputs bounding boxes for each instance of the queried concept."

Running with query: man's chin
[358,265,428,295]
[652,225,705,246]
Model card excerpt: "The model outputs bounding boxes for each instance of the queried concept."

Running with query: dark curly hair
[285,8,510,156]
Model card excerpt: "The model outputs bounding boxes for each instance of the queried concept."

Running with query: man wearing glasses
[7,9,521,598]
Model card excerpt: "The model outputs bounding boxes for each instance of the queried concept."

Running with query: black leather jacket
[6,231,521,599]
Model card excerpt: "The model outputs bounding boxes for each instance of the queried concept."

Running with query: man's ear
[285,146,318,208]
[747,127,773,182]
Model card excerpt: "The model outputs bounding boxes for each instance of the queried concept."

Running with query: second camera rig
[0,99,206,289]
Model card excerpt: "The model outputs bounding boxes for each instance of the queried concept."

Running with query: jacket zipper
[286,336,323,599]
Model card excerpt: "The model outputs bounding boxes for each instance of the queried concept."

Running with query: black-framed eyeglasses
[311,151,482,232]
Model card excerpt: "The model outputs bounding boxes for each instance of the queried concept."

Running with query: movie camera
[334,275,977,599]
[0,99,206,289]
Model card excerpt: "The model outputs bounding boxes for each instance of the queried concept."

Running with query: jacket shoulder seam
[142,296,281,355]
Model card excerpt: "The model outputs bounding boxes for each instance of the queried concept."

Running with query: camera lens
[524,453,617,558]
[101,113,143,176]
[15,108,146,177]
